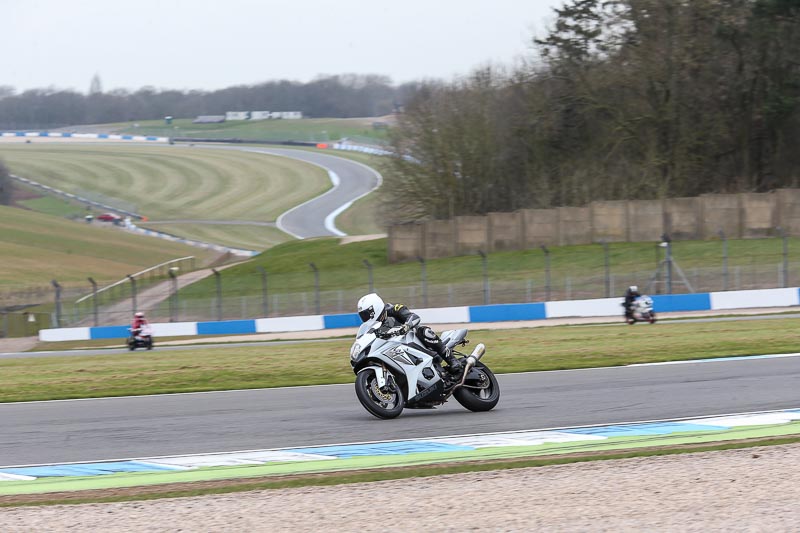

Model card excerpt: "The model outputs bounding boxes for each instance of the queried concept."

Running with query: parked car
[96,212,121,222]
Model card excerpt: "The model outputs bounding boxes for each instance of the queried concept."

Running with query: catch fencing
[20,235,795,332]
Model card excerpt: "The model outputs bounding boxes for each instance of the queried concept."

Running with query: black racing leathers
[623,290,641,318]
[383,303,445,358]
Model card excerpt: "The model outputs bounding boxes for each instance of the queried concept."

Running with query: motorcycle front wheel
[355,369,405,419]
[454,363,500,412]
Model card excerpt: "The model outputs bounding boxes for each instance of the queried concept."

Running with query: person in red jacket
[131,311,149,335]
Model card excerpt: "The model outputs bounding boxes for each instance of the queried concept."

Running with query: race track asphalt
[244,147,381,238]
[2,356,798,466]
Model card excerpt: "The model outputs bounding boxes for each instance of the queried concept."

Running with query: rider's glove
[402,323,412,333]
[387,326,403,336]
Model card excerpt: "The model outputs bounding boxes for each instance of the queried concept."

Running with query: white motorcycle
[350,319,500,419]
[627,295,656,324]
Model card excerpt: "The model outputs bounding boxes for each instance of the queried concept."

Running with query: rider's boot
[442,348,463,375]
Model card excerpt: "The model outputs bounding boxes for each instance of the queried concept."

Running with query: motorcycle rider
[357,293,463,375]
[131,311,149,336]
[622,285,641,321]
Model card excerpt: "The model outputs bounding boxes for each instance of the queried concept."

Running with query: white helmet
[357,293,385,323]
[135,311,145,318]
[629,286,638,293]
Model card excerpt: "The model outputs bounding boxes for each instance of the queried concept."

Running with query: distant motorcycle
[349,319,500,419]
[127,325,154,350]
[627,295,656,324]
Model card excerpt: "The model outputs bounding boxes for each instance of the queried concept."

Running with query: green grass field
[108,117,391,144]
[0,205,214,289]
[4,317,799,402]
[176,234,799,304]
[138,222,292,251]
[16,196,88,218]
[0,144,330,222]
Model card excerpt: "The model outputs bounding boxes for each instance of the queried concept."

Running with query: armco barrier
[37,287,800,343]
[0,131,168,142]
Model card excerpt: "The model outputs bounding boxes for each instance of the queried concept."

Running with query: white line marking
[3,406,798,469]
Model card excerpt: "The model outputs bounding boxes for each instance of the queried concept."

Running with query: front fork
[358,365,387,388]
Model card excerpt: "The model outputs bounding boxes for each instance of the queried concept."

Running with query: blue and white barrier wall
[0,131,168,142]
[38,287,800,342]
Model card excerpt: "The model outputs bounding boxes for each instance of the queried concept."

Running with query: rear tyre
[454,363,500,412]
[355,369,405,419]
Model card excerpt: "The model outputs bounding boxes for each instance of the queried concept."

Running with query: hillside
[0,205,215,290]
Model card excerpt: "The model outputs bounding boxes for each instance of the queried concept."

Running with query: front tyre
[454,363,500,412]
[355,369,405,419]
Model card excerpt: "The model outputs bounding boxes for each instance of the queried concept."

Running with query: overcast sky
[3,0,563,93]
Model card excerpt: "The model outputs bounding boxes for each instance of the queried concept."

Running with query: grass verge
[3,435,798,507]
[0,143,330,222]
[4,317,800,403]
[175,234,800,306]
[0,205,215,289]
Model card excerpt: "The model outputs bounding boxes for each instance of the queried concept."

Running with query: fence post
[168,268,179,322]
[88,277,98,327]
[777,227,789,287]
[212,269,222,321]
[363,259,374,293]
[127,274,137,314]
[417,256,428,308]
[257,266,268,317]
[51,279,62,328]
[601,241,610,298]
[719,230,728,291]
[478,250,489,305]
[540,245,551,301]
[662,233,673,294]
[309,263,320,314]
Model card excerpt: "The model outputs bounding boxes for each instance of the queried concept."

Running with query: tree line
[382,0,800,223]
[0,74,417,129]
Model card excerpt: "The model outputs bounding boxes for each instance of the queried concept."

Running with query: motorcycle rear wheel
[453,363,500,412]
[355,369,405,419]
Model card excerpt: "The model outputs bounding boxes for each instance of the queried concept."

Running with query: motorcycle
[127,325,154,350]
[626,295,656,324]
[349,319,500,419]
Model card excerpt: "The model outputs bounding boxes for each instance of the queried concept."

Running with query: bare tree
[0,159,13,206]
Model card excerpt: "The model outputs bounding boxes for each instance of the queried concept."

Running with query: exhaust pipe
[456,343,485,389]
[466,343,485,367]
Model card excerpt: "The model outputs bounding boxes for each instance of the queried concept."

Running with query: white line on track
[3,406,798,469]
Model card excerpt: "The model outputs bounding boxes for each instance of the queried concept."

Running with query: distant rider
[131,311,149,335]
[622,285,641,321]
[357,293,462,375]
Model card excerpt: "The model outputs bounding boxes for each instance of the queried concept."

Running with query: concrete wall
[700,194,741,239]
[455,216,489,255]
[591,201,628,242]
[521,208,559,247]
[740,193,777,238]
[629,199,664,242]
[778,189,800,236]
[488,212,523,251]
[558,207,591,245]
[388,223,424,262]
[664,197,700,240]
[389,189,800,262]
[422,219,456,259]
